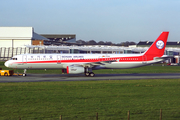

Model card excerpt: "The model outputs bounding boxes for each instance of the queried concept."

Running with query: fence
[18,109,166,120]
[58,110,163,120]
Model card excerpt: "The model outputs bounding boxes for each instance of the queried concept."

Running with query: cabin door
[22,55,27,64]
[57,55,61,64]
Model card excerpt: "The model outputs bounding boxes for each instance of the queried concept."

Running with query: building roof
[40,34,76,45]
[32,32,49,40]
[137,41,153,46]
[40,34,76,41]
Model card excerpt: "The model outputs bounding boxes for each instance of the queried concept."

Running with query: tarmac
[0,73,180,82]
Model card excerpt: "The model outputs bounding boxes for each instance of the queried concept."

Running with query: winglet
[143,32,169,58]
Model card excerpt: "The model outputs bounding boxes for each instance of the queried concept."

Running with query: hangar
[0,27,76,60]
[0,27,48,47]
[0,27,49,60]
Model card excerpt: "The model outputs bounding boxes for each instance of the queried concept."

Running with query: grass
[1,61,180,119]
[0,79,180,120]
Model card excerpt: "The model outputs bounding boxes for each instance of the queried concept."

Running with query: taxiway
[0,73,180,82]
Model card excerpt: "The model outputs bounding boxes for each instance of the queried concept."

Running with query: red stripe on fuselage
[13,55,154,64]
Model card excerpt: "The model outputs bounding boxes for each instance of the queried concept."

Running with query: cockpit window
[11,58,17,60]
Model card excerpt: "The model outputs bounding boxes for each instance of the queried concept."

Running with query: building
[0,27,48,47]
[0,27,48,60]
[0,27,77,60]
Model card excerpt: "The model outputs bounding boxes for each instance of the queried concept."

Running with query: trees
[88,40,97,45]
[97,41,105,45]
[76,40,86,45]
[76,40,136,46]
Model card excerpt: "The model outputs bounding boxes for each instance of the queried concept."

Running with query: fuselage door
[22,55,27,64]
[57,55,61,64]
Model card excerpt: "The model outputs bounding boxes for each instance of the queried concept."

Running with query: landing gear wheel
[4,72,8,76]
[23,69,27,77]
[89,72,95,77]
[85,72,90,76]
[22,73,26,77]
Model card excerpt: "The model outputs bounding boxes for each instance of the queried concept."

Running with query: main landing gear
[85,72,95,77]
[84,67,95,77]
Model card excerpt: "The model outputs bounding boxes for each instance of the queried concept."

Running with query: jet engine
[66,66,84,74]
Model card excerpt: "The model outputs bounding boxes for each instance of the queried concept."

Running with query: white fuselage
[4,53,162,70]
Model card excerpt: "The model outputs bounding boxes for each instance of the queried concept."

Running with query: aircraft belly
[13,63,63,69]
[103,62,144,69]
[30,63,64,69]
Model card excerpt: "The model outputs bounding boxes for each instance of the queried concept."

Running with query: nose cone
[4,61,9,67]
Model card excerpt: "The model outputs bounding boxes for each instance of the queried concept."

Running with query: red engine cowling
[66,66,84,74]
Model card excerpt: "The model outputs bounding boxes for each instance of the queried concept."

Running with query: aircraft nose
[4,61,9,67]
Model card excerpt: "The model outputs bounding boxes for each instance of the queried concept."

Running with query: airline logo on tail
[156,40,164,49]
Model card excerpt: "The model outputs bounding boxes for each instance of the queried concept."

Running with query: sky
[1,0,180,43]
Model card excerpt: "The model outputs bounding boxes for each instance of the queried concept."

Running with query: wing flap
[154,55,173,61]
[83,60,116,66]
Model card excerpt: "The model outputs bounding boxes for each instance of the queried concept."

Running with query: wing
[62,60,117,68]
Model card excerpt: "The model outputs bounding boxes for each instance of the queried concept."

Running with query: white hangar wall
[0,40,12,47]
[13,40,32,48]
[0,27,33,38]
[0,27,33,48]
[0,39,32,48]
[0,27,48,60]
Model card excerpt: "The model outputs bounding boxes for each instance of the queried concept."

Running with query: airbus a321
[5,32,169,77]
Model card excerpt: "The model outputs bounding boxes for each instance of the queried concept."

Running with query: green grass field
[1,61,180,119]
[0,80,180,120]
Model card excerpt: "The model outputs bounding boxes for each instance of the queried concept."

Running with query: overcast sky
[1,0,180,43]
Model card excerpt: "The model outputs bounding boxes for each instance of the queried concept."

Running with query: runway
[0,73,180,82]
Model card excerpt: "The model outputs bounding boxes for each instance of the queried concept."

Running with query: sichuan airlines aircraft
[5,32,169,77]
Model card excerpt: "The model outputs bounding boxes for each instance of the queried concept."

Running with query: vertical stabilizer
[143,32,169,58]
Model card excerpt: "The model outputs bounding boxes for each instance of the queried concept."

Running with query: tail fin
[143,31,169,58]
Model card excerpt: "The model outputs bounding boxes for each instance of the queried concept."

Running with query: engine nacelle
[66,66,84,74]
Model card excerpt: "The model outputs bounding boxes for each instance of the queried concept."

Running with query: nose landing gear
[23,69,27,77]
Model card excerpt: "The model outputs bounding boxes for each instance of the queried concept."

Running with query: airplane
[4,31,169,77]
